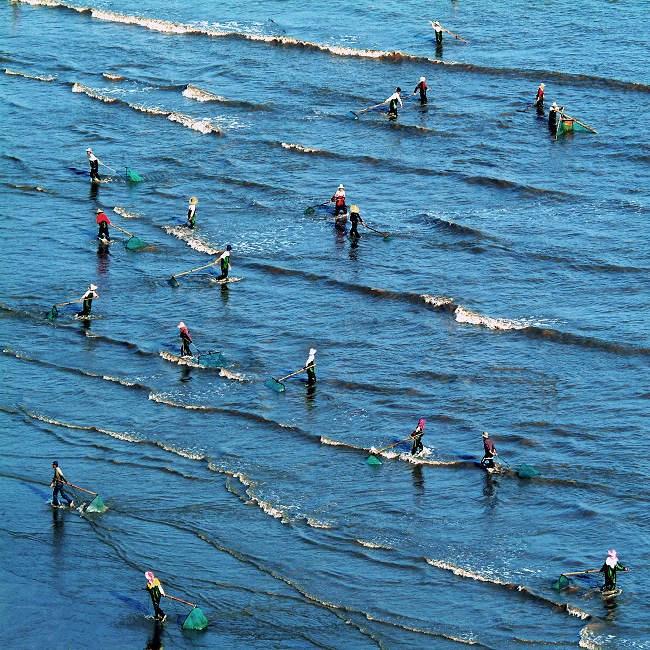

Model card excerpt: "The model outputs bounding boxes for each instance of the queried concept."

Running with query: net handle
[165,593,196,608]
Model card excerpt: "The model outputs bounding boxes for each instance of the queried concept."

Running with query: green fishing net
[125,168,143,182]
[265,378,285,392]
[516,464,540,479]
[367,456,382,466]
[46,305,58,321]
[198,351,224,368]
[182,607,208,631]
[86,494,107,513]
[552,574,570,591]
[125,237,147,251]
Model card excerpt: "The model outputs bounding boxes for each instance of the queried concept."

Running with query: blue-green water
[1,1,649,647]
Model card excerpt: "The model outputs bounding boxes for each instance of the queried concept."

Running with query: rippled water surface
[1,1,649,648]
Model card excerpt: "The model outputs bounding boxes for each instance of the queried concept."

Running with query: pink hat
[417,418,426,430]
[606,549,618,567]
[145,571,155,583]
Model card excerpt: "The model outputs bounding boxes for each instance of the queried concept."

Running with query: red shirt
[96,212,111,224]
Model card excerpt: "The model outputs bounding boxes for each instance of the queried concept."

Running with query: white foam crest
[90,8,198,34]
[425,559,508,585]
[320,435,351,448]
[219,368,245,382]
[162,224,222,255]
[420,294,455,308]
[102,72,124,81]
[112,206,141,219]
[306,518,333,529]
[72,82,117,103]
[128,102,168,116]
[27,410,142,443]
[102,375,137,387]
[13,0,458,72]
[4,68,56,82]
[182,84,227,103]
[148,392,212,410]
[159,350,203,368]
[281,142,320,154]
[454,306,529,331]
[155,441,206,461]
[167,112,222,135]
[355,539,392,550]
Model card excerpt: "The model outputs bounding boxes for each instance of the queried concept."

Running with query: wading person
[600,549,628,593]
[410,418,426,455]
[96,207,111,242]
[177,321,192,357]
[385,87,403,119]
[349,205,364,239]
[145,571,166,622]
[413,77,428,104]
[187,196,198,229]
[331,184,347,216]
[50,461,74,508]
[215,245,232,281]
[305,348,317,386]
[534,83,545,113]
[81,284,98,317]
[481,431,497,469]
[86,147,100,182]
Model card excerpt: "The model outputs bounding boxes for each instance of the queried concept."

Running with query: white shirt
[218,250,230,262]
[306,350,316,366]
[385,92,403,108]
[87,151,98,163]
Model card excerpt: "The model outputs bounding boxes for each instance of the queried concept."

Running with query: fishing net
[46,305,58,321]
[125,168,143,183]
[264,378,285,392]
[516,464,540,479]
[197,351,223,368]
[367,456,382,466]
[182,607,208,631]
[125,236,147,251]
[304,207,316,215]
[85,494,107,513]
[552,574,570,591]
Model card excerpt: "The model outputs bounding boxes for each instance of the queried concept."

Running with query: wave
[2,347,152,392]
[454,306,530,331]
[161,224,223,255]
[71,82,223,135]
[5,182,52,194]
[216,466,333,529]
[3,67,56,82]
[280,142,330,155]
[112,206,141,219]
[182,83,269,110]
[242,263,650,355]
[355,539,393,550]
[17,0,650,95]
[102,72,124,81]
[320,435,460,467]
[426,559,591,621]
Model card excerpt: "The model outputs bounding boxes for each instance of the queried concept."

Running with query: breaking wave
[4,67,56,82]
[161,224,223,255]
[16,0,650,94]
[72,82,223,135]
[426,559,591,621]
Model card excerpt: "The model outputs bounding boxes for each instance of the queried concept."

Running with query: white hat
[338,184,344,190]
[551,101,558,108]
[434,21,440,26]
[177,321,186,329]
[86,147,92,152]
[539,83,545,88]
[482,431,489,438]
[89,284,98,291]
[420,76,426,82]
[309,348,317,355]
[96,207,103,213]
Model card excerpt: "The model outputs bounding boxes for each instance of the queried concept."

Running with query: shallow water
[1,1,649,647]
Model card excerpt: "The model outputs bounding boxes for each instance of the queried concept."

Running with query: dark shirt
[483,438,496,457]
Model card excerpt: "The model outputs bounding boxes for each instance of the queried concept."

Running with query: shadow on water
[180,366,192,383]
[482,473,499,509]
[411,464,425,496]
[145,621,164,650]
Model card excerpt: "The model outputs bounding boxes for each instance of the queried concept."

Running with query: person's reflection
[145,621,164,650]
[411,464,425,494]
